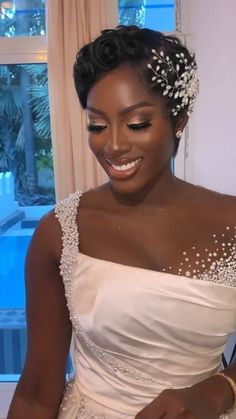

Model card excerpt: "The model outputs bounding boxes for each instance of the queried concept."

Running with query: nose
[104,125,132,157]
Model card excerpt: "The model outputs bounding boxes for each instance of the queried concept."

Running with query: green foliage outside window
[119,0,147,27]
[0,63,54,205]
[0,0,45,37]
[0,1,54,206]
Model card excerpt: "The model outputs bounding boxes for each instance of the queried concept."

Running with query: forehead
[87,64,161,112]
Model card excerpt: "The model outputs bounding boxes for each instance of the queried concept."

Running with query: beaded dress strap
[54,190,161,387]
[54,190,83,313]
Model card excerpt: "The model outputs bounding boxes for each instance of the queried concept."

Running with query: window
[0,0,46,37]
[0,2,56,406]
[0,63,54,207]
[118,0,177,32]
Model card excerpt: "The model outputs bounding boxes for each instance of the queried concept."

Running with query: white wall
[180,0,236,195]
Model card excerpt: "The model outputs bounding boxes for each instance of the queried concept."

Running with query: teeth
[111,158,141,171]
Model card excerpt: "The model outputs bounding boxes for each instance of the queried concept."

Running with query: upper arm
[14,210,72,409]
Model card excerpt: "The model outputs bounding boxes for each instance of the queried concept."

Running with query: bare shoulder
[79,183,113,212]
[194,183,236,209]
[32,207,63,266]
[181,180,236,225]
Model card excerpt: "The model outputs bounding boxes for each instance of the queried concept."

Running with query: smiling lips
[105,157,143,179]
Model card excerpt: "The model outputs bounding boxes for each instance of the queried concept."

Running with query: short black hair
[74,25,196,156]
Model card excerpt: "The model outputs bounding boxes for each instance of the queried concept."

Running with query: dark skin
[7,64,236,418]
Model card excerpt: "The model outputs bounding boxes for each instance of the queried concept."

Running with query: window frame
[0,35,47,64]
[0,4,48,415]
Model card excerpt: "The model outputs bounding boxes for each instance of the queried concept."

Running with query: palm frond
[0,86,22,118]
[34,116,51,139]
[24,64,47,79]
[29,84,51,139]
[0,65,10,79]
[0,150,9,171]
[15,125,25,151]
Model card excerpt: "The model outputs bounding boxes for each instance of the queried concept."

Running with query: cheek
[88,134,104,156]
[134,125,174,154]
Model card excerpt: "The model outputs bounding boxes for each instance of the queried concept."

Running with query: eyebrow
[86,101,155,117]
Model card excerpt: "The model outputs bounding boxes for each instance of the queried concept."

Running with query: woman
[7,25,236,418]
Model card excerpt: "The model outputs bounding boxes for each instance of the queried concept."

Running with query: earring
[176,130,183,139]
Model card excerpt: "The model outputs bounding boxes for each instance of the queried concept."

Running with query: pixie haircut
[73,25,196,156]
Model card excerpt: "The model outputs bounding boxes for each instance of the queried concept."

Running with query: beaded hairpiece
[147,49,199,117]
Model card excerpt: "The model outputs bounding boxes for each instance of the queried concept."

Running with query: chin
[109,177,151,197]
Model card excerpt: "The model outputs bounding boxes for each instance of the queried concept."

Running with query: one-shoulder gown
[54,191,236,418]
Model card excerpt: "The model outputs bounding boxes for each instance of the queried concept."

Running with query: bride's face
[86,64,176,195]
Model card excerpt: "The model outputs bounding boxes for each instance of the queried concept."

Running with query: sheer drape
[47,0,118,200]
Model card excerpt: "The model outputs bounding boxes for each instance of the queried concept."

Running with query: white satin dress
[55,191,236,418]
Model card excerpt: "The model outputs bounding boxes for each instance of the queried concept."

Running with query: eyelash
[87,124,105,132]
[127,121,151,130]
[87,121,151,132]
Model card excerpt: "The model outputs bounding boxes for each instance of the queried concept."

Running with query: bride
[7,25,236,419]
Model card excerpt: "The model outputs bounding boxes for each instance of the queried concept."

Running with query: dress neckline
[76,250,232,288]
[54,190,236,290]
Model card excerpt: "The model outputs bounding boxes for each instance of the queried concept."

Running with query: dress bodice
[55,191,236,419]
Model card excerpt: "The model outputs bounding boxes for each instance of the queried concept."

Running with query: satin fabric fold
[58,251,236,418]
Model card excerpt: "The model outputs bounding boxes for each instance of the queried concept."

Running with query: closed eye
[127,121,151,130]
[87,124,107,132]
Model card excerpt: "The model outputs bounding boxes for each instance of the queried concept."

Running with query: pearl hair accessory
[147,49,199,117]
[176,130,183,139]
